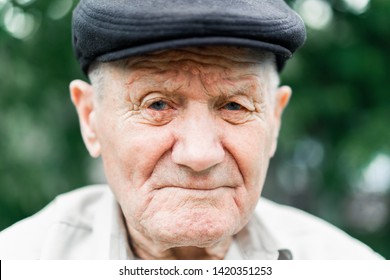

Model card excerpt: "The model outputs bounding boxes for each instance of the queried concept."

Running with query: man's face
[71,47,290,251]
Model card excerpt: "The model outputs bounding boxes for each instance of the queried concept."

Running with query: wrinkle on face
[111,50,273,127]
[90,46,282,258]
[125,46,273,67]
[124,60,265,98]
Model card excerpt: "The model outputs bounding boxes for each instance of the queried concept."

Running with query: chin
[157,227,231,248]
[147,208,238,248]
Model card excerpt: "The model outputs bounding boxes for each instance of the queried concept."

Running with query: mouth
[155,185,235,192]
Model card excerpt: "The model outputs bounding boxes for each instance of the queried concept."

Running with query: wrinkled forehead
[118,46,276,74]
[91,46,279,98]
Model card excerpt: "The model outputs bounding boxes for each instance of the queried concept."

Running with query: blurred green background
[0,0,389,259]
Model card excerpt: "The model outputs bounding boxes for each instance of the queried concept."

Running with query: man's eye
[149,100,170,111]
[223,102,243,111]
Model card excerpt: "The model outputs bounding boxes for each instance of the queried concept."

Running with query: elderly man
[0,0,383,259]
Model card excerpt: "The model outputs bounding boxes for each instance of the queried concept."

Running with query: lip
[155,185,234,191]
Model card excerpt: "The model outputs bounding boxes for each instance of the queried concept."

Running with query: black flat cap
[72,0,306,74]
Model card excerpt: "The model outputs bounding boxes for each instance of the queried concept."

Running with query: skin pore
[70,47,291,259]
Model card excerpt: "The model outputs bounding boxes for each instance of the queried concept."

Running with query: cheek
[217,120,274,224]
[221,120,274,189]
[96,114,175,208]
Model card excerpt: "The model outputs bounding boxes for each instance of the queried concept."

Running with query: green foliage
[268,0,390,258]
[1,0,389,258]
[0,0,86,230]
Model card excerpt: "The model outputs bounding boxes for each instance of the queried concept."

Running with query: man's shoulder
[0,185,111,259]
[256,198,383,259]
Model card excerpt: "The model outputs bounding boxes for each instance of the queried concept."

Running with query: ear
[269,85,292,157]
[70,79,101,158]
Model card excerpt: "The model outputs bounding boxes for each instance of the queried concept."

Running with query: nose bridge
[172,102,225,172]
[185,102,215,143]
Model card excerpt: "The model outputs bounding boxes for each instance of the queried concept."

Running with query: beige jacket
[0,185,383,259]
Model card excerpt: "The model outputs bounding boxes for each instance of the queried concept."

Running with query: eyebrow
[124,70,186,102]
[125,66,264,101]
[216,75,263,99]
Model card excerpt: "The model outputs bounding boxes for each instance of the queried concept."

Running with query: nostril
[171,140,225,173]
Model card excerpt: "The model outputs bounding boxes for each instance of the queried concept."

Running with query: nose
[171,103,225,172]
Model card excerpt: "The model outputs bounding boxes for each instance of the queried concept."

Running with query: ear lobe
[70,79,101,158]
[269,85,292,157]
